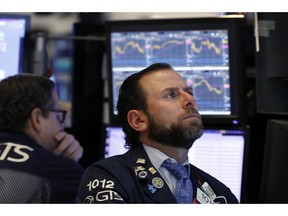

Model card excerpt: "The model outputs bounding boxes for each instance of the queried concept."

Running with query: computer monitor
[0,13,30,80]
[255,13,288,115]
[105,17,246,127]
[260,119,288,203]
[103,125,249,203]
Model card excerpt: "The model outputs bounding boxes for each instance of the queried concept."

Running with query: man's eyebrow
[163,87,178,92]
[163,86,193,92]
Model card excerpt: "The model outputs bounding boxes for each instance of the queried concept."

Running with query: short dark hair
[0,74,55,131]
[116,62,174,148]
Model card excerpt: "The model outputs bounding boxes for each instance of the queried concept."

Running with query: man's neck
[142,140,189,164]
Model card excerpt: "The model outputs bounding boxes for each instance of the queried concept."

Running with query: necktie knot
[161,159,189,180]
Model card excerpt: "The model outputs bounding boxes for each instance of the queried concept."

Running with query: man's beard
[147,109,204,149]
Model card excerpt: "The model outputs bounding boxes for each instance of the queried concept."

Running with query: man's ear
[127,110,147,132]
[30,108,43,132]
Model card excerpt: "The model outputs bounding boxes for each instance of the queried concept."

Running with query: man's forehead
[140,70,188,92]
[142,69,183,82]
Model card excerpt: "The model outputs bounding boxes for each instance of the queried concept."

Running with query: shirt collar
[142,144,190,172]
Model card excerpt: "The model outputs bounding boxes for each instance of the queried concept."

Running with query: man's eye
[185,88,194,96]
[165,91,176,99]
[187,90,194,96]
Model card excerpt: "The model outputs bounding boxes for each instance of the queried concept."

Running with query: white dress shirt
[143,144,190,196]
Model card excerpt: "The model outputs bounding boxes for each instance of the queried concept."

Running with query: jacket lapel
[131,145,176,203]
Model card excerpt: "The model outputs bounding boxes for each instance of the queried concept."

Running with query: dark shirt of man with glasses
[0,74,84,203]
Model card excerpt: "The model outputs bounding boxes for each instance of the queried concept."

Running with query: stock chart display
[180,70,230,115]
[110,29,231,116]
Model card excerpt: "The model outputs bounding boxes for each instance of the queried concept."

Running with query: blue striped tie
[162,159,193,204]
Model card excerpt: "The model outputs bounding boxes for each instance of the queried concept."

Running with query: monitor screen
[103,125,248,203]
[0,13,30,81]
[105,17,246,126]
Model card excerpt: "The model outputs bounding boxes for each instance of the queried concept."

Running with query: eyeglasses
[50,109,67,124]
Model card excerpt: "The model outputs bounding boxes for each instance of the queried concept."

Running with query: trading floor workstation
[1,12,288,203]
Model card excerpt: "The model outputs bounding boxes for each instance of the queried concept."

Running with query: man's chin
[182,121,203,132]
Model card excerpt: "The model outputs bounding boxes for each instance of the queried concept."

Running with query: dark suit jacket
[0,131,84,203]
[76,144,238,203]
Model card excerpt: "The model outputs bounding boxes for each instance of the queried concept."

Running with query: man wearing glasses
[0,74,84,203]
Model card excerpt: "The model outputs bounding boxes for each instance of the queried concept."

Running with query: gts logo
[0,142,33,162]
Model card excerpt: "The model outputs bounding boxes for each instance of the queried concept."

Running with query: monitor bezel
[105,17,246,127]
